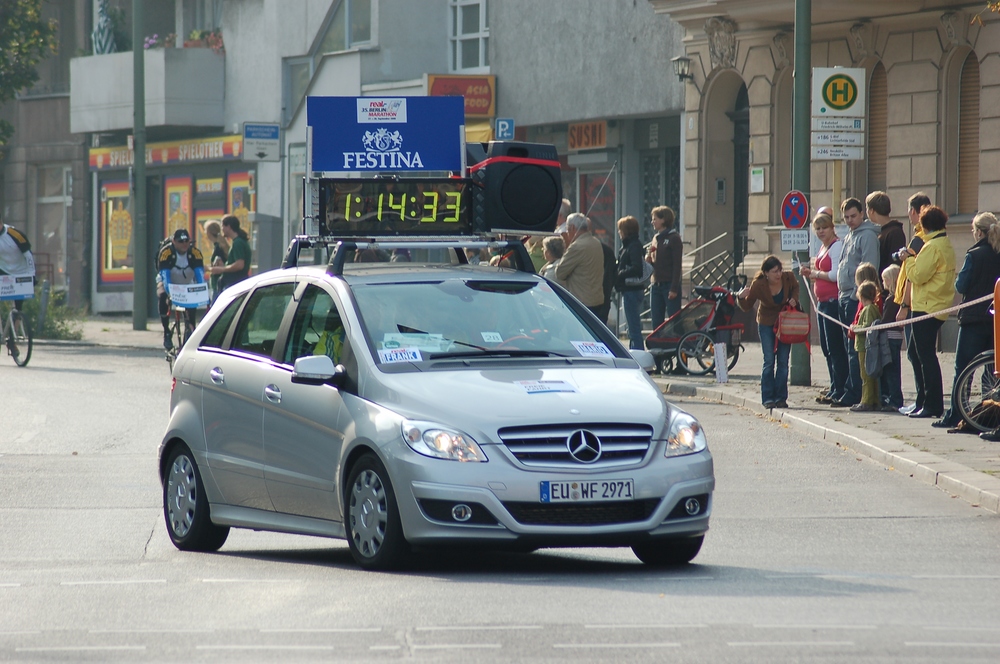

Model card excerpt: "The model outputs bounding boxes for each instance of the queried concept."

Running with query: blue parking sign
[495,118,515,140]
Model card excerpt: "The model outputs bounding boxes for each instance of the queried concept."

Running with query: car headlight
[401,420,488,462]
[663,411,708,458]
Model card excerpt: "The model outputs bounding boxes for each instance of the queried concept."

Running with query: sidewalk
[654,341,1000,514]
[41,315,1000,514]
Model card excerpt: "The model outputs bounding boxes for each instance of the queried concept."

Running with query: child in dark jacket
[879,264,905,410]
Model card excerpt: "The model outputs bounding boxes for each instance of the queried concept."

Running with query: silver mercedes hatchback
[159,253,714,569]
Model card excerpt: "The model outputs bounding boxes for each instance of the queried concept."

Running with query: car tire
[631,535,704,566]
[345,453,409,570]
[163,446,230,552]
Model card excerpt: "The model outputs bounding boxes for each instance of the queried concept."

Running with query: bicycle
[1,301,33,367]
[165,304,194,372]
[954,349,999,433]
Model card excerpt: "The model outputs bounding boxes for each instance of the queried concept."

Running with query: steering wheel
[494,333,535,350]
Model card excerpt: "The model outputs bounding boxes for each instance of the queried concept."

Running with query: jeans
[758,323,791,404]
[880,337,904,409]
[837,295,862,405]
[650,281,680,331]
[941,321,994,425]
[908,314,945,415]
[621,289,645,350]
[818,299,849,399]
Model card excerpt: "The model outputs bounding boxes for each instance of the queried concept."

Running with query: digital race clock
[318,178,472,236]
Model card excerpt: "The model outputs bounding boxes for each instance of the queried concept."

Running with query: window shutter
[867,63,887,194]
[958,53,981,214]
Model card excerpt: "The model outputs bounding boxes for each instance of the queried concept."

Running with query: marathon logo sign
[0,275,34,300]
[308,96,465,173]
[357,98,407,123]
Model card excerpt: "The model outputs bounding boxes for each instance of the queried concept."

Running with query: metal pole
[790,0,811,386]
[132,0,148,330]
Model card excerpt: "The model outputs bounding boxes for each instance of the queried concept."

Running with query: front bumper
[384,443,714,548]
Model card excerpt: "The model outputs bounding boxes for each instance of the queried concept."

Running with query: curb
[33,339,162,352]
[659,380,1000,515]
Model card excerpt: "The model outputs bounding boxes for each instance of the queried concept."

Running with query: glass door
[34,165,72,290]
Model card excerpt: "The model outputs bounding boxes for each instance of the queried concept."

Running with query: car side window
[284,285,344,365]
[200,293,246,349]
[230,283,295,358]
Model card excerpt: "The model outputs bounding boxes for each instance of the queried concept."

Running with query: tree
[0,0,57,145]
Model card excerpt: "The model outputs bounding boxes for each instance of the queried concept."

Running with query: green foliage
[15,287,83,340]
[0,0,57,144]
[106,5,131,51]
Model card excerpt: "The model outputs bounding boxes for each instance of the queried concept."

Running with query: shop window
[450,0,489,72]
[867,61,887,195]
[33,165,72,289]
[958,52,980,214]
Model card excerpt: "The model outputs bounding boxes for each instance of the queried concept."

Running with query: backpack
[155,237,173,274]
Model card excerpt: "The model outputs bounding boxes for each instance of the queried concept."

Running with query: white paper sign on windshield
[571,341,614,357]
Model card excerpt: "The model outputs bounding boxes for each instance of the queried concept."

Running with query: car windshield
[351,279,618,364]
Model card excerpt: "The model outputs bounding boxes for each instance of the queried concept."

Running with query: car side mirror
[629,349,656,373]
[292,355,347,387]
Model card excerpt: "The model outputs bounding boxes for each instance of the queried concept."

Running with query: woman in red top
[801,211,846,404]
[737,255,799,409]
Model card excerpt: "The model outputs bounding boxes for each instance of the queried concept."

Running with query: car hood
[365,365,669,438]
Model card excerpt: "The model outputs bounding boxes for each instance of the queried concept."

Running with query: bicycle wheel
[8,312,32,367]
[726,343,740,371]
[955,351,1000,433]
[676,331,716,375]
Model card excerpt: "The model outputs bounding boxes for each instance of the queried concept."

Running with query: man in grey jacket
[832,197,880,407]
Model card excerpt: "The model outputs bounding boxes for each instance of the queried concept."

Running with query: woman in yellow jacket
[899,205,955,418]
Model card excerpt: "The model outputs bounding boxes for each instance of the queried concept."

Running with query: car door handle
[264,385,281,403]
[209,367,224,384]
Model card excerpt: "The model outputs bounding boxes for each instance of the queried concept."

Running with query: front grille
[497,423,653,468]
[502,499,660,526]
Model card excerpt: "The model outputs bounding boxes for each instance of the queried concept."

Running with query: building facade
[650,0,998,276]
[491,0,687,251]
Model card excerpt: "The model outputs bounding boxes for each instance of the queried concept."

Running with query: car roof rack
[280,235,536,276]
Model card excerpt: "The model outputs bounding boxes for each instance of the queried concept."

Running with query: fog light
[684,498,701,515]
[451,504,473,522]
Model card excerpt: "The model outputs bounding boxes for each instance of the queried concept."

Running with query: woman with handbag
[737,255,800,409]
[614,216,649,350]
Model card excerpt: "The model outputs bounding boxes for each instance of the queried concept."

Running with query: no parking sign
[780,190,809,229]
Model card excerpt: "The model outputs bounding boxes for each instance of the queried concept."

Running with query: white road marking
[370,645,401,650]
[1,631,40,635]
[554,643,680,649]
[585,623,708,629]
[923,626,1000,632]
[729,641,854,647]
[89,629,214,634]
[0,583,22,587]
[60,580,166,586]
[416,625,541,631]
[197,645,338,651]
[411,644,502,650]
[17,646,146,652]
[202,578,300,583]
[905,642,1000,648]
[753,624,876,630]
[260,628,382,633]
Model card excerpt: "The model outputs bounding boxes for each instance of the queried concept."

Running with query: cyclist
[157,229,205,349]
[0,221,35,313]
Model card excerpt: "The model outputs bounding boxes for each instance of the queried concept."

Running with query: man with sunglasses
[157,228,205,349]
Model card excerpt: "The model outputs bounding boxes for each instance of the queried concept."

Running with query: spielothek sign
[307,96,465,173]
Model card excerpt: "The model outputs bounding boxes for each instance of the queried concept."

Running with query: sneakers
[980,428,1000,442]
[163,330,173,350]
[850,403,876,412]
[899,403,917,415]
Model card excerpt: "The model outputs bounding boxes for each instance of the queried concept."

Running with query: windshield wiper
[397,323,489,351]
[429,349,567,359]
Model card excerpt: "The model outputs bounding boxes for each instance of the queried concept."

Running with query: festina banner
[307,96,465,173]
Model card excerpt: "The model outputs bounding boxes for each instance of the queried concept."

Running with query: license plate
[539,479,634,503]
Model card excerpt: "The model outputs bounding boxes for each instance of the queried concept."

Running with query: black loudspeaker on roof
[467,141,563,235]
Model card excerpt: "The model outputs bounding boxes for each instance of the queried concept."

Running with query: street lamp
[672,55,693,82]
